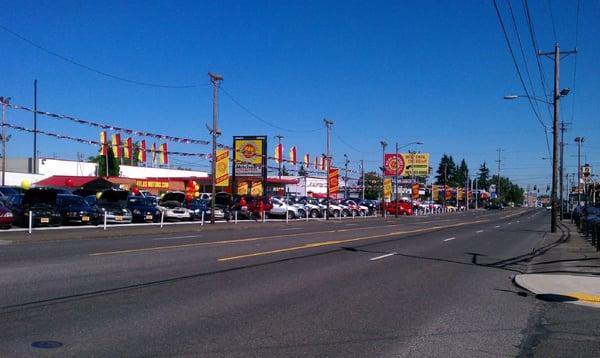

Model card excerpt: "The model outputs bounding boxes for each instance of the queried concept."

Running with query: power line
[331,128,374,154]
[492,0,551,156]
[219,86,321,133]
[546,0,559,41]
[570,0,581,125]
[0,24,203,89]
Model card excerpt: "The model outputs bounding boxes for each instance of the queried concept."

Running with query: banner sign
[215,149,230,187]
[411,183,420,200]
[250,181,263,196]
[237,181,249,195]
[384,153,429,177]
[384,178,392,200]
[445,185,452,200]
[432,184,439,200]
[233,136,266,177]
[328,168,340,195]
[135,180,169,189]
[457,188,463,201]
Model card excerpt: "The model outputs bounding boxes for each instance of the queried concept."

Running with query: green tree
[453,159,469,188]
[490,175,524,205]
[88,146,120,176]
[359,171,382,200]
[477,162,490,191]
[435,154,456,186]
[298,165,308,176]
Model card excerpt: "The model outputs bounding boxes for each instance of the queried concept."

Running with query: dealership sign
[384,153,429,177]
[233,136,267,177]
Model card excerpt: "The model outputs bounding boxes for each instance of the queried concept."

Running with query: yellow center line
[89,221,429,256]
[218,219,490,262]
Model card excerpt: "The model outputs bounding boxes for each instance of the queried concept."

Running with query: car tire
[288,211,296,219]
[309,209,319,218]
[297,209,306,218]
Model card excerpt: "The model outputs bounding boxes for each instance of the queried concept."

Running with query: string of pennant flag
[5,102,210,145]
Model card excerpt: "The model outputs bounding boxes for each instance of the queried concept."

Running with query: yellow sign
[383,178,392,200]
[234,138,264,177]
[215,149,230,187]
[250,182,263,196]
[237,181,248,195]
[432,185,439,200]
[135,180,170,189]
[457,188,463,200]
[401,153,429,176]
[328,168,340,195]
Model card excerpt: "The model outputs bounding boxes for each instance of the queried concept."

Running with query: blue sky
[1,1,598,190]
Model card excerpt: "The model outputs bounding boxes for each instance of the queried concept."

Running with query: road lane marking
[218,219,491,262]
[151,235,202,241]
[508,222,512,225]
[281,227,303,231]
[370,253,397,261]
[516,221,520,223]
[476,230,484,233]
[0,240,12,245]
[443,237,456,242]
[90,218,491,257]
[494,225,501,228]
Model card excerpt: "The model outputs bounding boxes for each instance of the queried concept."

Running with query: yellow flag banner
[328,168,340,195]
[384,178,392,200]
[250,182,263,196]
[215,149,230,187]
[432,185,439,200]
[237,181,248,196]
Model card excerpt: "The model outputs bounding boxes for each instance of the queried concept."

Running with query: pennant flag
[151,143,157,165]
[274,143,283,164]
[137,140,147,163]
[99,131,108,155]
[289,146,297,165]
[320,156,326,171]
[304,153,310,168]
[111,133,122,158]
[124,137,133,159]
[159,143,168,165]
[314,155,319,169]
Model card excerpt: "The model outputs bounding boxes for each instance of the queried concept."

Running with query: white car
[297,197,323,218]
[158,192,192,221]
[269,197,300,219]
[318,199,342,218]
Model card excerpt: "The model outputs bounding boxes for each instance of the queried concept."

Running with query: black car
[10,188,62,227]
[0,186,24,197]
[127,196,161,223]
[56,194,102,225]
[187,199,211,220]
[85,190,133,224]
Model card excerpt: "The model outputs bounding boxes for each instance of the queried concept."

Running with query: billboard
[411,183,420,200]
[328,168,340,195]
[233,136,266,177]
[215,149,230,187]
[384,153,429,177]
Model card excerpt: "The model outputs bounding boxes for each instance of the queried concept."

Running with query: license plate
[82,216,90,222]
[145,215,153,220]
[40,217,49,223]
[115,216,123,221]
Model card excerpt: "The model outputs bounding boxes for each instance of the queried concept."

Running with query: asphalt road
[0,208,597,357]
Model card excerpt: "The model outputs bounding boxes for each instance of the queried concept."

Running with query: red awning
[35,175,103,187]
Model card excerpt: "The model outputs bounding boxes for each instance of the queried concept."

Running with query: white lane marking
[370,252,397,261]
[0,239,12,245]
[516,221,520,223]
[281,227,303,231]
[345,223,359,226]
[494,225,501,228]
[151,235,202,241]
[476,230,484,233]
[443,237,456,242]
[508,222,512,225]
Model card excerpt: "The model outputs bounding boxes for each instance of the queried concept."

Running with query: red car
[385,200,413,216]
[0,202,14,229]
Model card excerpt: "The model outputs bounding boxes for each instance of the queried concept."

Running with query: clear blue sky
[1,1,598,191]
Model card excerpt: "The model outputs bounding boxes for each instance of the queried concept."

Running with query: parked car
[0,186,23,197]
[269,197,301,219]
[86,189,132,224]
[354,199,377,216]
[297,196,323,218]
[0,200,14,229]
[187,199,211,220]
[158,192,192,221]
[318,198,342,218]
[10,188,62,227]
[213,192,231,220]
[127,196,161,223]
[385,200,413,216]
[487,203,504,210]
[56,194,102,225]
[341,199,366,216]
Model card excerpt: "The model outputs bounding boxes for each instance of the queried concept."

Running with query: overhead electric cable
[570,0,581,125]
[219,86,321,133]
[0,24,202,89]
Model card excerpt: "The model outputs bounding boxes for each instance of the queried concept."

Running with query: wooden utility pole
[208,71,223,224]
[324,119,333,219]
[1,97,10,186]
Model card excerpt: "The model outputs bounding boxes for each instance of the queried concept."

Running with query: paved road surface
[1,208,598,357]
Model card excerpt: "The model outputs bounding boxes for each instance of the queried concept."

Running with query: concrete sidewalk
[515,220,600,308]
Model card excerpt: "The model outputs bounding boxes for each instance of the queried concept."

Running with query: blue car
[127,196,161,223]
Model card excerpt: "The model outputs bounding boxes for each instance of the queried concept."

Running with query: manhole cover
[31,341,63,349]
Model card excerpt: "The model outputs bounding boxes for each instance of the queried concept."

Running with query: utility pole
[343,154,349,199]
[539,43,576,233]
[275,134,284,179]
[395,142,399,218]
[208,72,223,224]
[496,148,502,199]
[443,163,447,209]
[1,96,10,186]
[474,178,478,209]
[33,80,38,174]
[559,122,569,219]
[324,119,333,219]
[575,137,584,204]
[360,159,365,200]
[380,141,387,217]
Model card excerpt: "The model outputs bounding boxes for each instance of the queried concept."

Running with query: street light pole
[395,142,399,218]
[208,72,223,225]
[1,97,10,186]
[380,141,387,218]
[343,154,349,199]
[575,137,584,204]
[324,119,333,219]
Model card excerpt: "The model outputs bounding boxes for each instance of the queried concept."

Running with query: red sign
[384,154,405,176]
[328,168,340,195]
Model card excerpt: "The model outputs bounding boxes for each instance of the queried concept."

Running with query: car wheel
[288,211,296,219]
[297,209,306,218]
[341,210,349,217]
[310,209,319,218]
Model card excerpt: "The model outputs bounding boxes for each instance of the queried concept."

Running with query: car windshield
[58,196,87,206]
[129,197,153,206]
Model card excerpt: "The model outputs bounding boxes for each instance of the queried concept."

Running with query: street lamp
[394,141,423,218]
